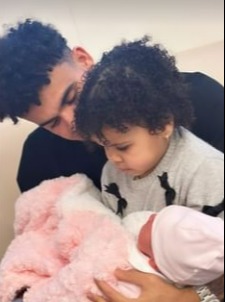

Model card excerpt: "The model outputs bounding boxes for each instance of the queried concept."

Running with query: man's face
[23,48,94,140]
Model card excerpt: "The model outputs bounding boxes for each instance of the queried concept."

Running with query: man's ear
[71,47,94,69]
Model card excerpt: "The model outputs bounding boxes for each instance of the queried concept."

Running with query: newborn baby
[0,174,223,302]
[124,206,224,286]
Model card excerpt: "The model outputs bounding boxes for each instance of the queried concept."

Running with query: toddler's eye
[116,145,131,152]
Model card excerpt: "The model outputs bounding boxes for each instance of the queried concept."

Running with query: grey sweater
[14,129,223,302]
[102,128,224,218]
[101,128,224,302]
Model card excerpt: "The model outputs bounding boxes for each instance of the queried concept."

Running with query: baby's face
[138,213,159,271]
[94,125,173,177]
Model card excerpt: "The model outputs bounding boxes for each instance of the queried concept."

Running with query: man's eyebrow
[39,83,77,127]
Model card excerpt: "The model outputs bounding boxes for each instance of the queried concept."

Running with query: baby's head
[126,206,224,286]
[76,37,194,177]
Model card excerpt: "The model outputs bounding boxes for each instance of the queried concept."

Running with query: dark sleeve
[17,128,107,192]
[13,287,28,301]
[17,129,60,192]
[183,72,224,152]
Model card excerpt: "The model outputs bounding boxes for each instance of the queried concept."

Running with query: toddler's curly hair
[76,36,194,141]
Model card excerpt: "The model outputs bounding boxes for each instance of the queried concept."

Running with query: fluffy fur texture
[0,174,140,302]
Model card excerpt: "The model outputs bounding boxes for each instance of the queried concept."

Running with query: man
[0,21,224,193]
[0,19,224,302]
[0,19,107,192]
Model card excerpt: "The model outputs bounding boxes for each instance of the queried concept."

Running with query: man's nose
[60,104,75,129]
[55,104,78,140]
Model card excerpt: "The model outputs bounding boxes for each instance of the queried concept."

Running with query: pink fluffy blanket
[0,174,140,302]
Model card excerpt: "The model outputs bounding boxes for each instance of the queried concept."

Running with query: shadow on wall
[176,41,224,85]
[0,119,37,259]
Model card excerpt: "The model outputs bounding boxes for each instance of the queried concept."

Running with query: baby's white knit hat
[125,206,224,286]
[152,205,224,285]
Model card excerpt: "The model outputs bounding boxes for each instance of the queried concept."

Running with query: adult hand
[87,269,200,302]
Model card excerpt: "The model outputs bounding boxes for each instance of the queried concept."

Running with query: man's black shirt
[17,128,107,192]
[17,72,224,192]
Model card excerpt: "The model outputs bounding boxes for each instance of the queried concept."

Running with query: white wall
[0,0,224,258]
[0,121,37,257]
[0,0,224,58]
[176,41,224,85]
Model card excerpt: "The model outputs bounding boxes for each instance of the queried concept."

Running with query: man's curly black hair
[76,36,194,141]
[0,19,70,123]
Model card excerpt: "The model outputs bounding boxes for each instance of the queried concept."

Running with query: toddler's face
[94,125,173,177]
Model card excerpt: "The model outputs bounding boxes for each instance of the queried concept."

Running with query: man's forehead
[23,61,82,124]
[23,82,77,125]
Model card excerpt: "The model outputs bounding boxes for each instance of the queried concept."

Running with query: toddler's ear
[162,122,174,140]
